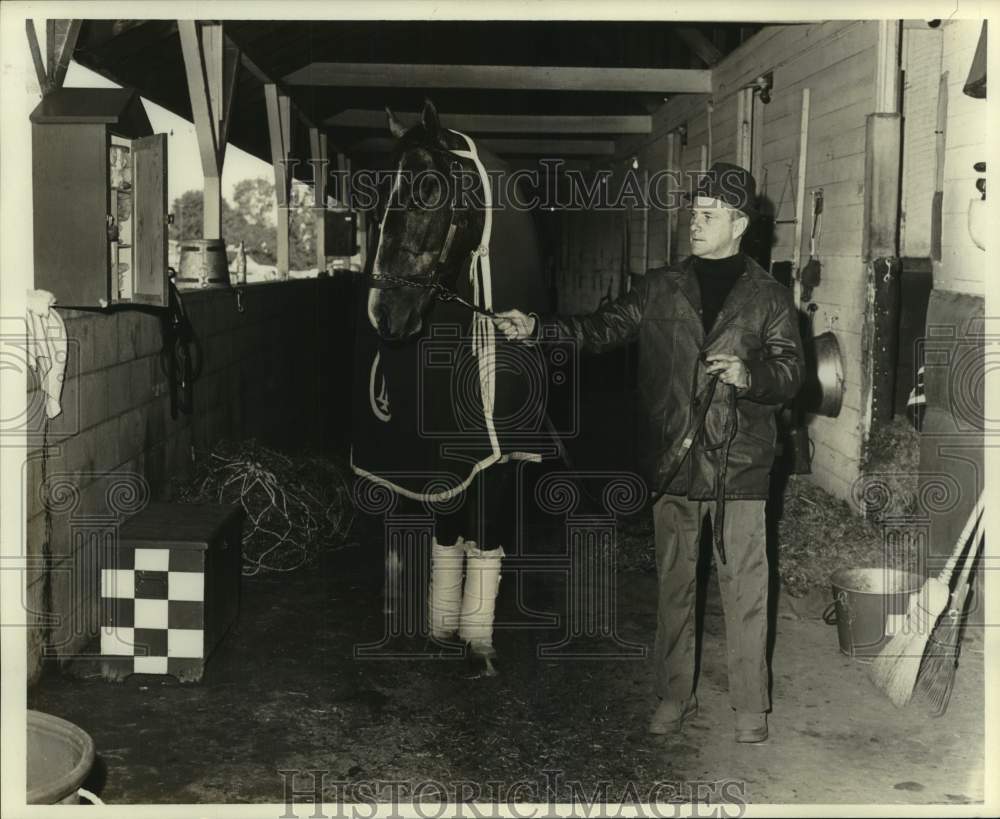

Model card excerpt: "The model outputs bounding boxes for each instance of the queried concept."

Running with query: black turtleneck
[693,253,745,333]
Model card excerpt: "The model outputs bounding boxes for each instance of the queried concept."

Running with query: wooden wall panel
[934,19,987,296]
[556,20,884,501]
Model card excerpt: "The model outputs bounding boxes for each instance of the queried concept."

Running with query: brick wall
[24,277,356,685]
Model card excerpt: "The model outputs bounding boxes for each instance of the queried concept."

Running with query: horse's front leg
[382,543,401,614]
[459,542,504,677]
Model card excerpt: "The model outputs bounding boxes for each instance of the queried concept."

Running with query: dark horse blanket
[351,147,553,504]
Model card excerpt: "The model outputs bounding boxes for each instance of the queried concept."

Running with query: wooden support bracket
[310,127,329,271]
[265,83,292,277]
[178,20,239,239]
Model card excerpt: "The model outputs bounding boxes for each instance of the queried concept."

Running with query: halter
[368,129,494,317]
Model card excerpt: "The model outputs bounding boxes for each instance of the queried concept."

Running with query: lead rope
[656,374,738,565]
[710,384,739,565]
[449,129,497,432]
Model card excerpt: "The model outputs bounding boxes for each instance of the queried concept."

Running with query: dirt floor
[29,512,985,809]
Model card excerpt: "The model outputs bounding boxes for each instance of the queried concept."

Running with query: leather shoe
[648,695,698,735]
[735,711,768,743]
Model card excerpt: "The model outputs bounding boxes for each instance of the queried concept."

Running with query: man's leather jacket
[541,254,805,499]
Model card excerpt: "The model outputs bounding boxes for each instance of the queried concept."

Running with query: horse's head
[368,99,484,341]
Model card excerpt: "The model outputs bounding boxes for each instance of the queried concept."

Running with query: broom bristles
[913,615,961,716]
[869,577,951,706]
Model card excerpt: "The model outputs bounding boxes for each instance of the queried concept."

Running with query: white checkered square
[168,629,204,658]
[168,571,204,601]
[101,626,134,656]
[101,569,134,599]
[134,599,169,628]
[134,656,169,675]
[135,548,170,571]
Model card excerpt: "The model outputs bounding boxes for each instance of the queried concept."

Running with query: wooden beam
[25,20,50,95]
[666,132,677,264]
[310,127,328,271]
[875,20,902,113]
[792,88,810,305]
[179,20,225,238]
[265,84,292,278]
[224,28,343,155]
[179,21,218,168]
[284,62,712,94]
[46,19,82,91]
[220,39,241,159]
[676,27,724,67]
[503,159,594,175]
[325,109,652,135]
[351,137,616,156]
[203,23,224,145]
[863,113,902,260]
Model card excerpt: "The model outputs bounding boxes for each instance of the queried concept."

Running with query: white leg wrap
[459,544,504,655]
[428,537,465,638]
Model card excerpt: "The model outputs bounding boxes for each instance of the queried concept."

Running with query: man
[494,162,804,743]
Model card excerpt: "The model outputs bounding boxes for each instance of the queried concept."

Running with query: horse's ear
[386,107,407,139]
[421,99,446,147]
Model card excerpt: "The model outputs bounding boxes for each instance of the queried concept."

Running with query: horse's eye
[416,174,444,208]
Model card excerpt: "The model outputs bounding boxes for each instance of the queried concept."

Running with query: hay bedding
[172,440,356,575]
[617,475,919,596]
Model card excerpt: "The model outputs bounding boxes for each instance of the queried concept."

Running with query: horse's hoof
[467,646,500,678]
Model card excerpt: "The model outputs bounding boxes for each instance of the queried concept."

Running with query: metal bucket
[175,238,231,289]
[26,710,96,804]
[827,568,923,659]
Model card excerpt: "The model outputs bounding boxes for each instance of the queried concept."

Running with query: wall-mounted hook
[752,72,773,104]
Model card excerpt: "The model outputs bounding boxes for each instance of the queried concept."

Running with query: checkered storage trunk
[100,502,244,682]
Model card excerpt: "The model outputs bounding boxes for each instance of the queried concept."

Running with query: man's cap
[687,162,758,217]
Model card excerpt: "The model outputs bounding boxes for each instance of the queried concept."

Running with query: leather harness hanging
[655,373,739,564]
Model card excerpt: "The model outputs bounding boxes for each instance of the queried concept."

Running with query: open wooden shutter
[131,133,168,305]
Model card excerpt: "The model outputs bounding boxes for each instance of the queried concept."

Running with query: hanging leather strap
[656,374,739,564]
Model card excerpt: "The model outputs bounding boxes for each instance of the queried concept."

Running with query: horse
[351,99,552,675]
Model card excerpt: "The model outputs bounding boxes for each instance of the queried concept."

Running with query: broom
[869,492,985,707]
[912,525,984,716]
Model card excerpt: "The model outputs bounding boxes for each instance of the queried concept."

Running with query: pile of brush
[173,439,356,576]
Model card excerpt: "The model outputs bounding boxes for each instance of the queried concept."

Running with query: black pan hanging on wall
[800,303,845,419]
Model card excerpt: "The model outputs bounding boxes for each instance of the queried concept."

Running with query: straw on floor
[869,493,984,707]
[173,440,356,576]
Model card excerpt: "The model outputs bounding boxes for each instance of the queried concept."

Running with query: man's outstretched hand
[493,310,537,341]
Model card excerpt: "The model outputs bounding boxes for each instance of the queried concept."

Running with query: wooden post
[179,20,239,240]
[861,20,904,440]
[310,127,328,272]
[641,169,650,274]
[875,20,902,114]
[265,83,292,278]
[665,132,676,265]
[792,88,810,307]
[335,152,347,205]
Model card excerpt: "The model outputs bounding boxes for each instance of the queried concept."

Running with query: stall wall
[934,20,987,296]
[24,277,356,685]
[557,21,881,501]
[914,20,987,610]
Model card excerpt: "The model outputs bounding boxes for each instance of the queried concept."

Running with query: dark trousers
[652,494,770,713]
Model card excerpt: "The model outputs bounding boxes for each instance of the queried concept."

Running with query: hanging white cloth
[26,289,68,419]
